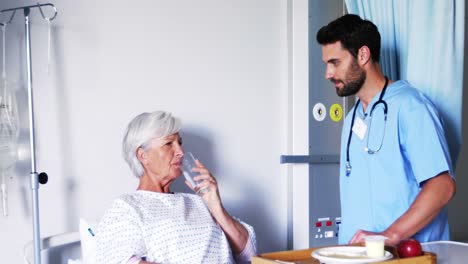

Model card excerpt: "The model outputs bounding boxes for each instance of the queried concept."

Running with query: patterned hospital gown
[96,190,256,264]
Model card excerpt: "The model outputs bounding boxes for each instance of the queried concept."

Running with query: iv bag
[0,79,19,217]
[0,24,20,217]
[0,79,19,171]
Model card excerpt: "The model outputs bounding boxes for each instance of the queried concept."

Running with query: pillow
[79,218,97,264]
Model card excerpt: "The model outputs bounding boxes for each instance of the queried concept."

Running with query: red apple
[397,238,423,258]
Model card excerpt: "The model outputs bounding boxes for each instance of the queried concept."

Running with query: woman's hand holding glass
[183,157,222,208]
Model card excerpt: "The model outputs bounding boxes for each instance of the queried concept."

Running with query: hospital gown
[96,190,256,264]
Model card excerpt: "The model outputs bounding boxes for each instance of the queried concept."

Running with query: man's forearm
[383,172,455,244]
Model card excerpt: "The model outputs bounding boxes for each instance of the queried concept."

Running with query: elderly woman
[96,111,256,264]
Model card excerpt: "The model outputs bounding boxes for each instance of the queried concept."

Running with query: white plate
[312,246,393,264]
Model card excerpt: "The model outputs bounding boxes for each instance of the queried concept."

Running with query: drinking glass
[182,152,209,194]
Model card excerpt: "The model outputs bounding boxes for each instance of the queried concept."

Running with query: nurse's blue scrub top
[339,80,454,244]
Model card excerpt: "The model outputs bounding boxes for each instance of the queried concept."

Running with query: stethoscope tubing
[345,77,389,176]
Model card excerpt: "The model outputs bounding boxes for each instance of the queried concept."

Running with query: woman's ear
[136,147,147,164]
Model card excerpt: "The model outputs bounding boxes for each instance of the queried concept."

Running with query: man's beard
[331,60,366,97]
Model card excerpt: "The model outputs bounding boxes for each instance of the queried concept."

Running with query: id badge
[352,116,367,140]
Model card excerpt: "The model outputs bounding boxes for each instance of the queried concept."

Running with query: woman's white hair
[122,111,181,178]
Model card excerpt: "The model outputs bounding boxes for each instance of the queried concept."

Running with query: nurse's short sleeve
[399,96,452,184]
[96,199,146,264]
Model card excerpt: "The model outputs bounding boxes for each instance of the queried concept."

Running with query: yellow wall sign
[329,103,343,122]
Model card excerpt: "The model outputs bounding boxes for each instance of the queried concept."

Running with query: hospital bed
[23,232,82,264]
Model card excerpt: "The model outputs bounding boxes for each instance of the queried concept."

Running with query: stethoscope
[345,77,389,176]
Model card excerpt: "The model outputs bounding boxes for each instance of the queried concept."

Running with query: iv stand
[0,3,57,264]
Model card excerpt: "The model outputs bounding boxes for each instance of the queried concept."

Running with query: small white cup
[365,235,388,257]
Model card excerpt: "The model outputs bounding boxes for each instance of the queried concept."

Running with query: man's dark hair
[316,14,381,62]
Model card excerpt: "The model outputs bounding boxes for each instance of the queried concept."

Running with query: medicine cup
[365,235,388,257]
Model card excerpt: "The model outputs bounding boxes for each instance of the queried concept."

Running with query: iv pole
[0,3,57,264]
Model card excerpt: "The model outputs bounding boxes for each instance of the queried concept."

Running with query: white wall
[0,0,290,262]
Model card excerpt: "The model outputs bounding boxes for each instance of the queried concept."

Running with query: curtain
[345,0,464,169]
